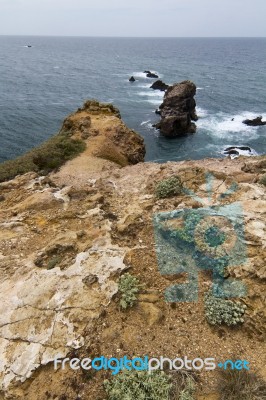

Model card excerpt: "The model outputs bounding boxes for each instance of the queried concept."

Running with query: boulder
[129,76,136,82]
[155,80,198,137]
[243,116,266,126]
[146,72,159,78]
[150,80,169,91]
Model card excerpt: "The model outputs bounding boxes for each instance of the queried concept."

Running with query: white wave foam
[138,91,164,98]
[140,120,151,126]
[133,72,149,79]
[197,111,264,138]
[197,107,208,118]
[197,87,204,90]
[140,121,155,130]
[222,146,258,159]
[145,99,162,105]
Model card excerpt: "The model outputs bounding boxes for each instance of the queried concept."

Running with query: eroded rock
[243,116,266,126]
[155,80,198,137]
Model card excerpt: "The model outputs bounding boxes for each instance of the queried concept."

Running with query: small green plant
[104,370,172,400]
[217,368,266,400]
[155,176,182,199]
[259,174,266,186]
[204,289,246,326]
[118,273,142,309]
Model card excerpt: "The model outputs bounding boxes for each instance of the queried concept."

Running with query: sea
[0,36,265,163]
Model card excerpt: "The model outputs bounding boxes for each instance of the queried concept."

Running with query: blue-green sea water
[0,36,265,163]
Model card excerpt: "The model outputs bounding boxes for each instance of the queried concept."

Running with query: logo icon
[153,173,247,302]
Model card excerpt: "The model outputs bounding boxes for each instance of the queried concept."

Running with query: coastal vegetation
[0,131,86,182]
[217,368,266,400]
[204,289,246,326]
[104,370,196,400]
[104,371,172,400]
[155,176,182,198]
[118,272,142,309]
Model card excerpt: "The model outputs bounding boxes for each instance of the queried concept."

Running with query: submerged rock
[243,116,266,126]
[155,80,198,137]
[150,80,169,91]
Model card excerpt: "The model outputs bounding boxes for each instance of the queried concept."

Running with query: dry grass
[217,369,266,400]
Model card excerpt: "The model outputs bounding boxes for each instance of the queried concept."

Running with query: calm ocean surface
[0,36,265,163]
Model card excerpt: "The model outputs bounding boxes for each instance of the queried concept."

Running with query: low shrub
[104,370,172,400]
[170,371,196,400]
[0,132,86,182]
[155,176,182,199]
[217,368,266,400]
[204,289,246,326]
[118,273,142,309]
[104,370,197,400]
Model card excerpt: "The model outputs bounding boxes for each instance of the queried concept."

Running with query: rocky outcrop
[150,80,169,91]
[223,146,257,158]
[129,76,136,82]
[0,100,146,183]
[243,116,266,126]
[0,101,265,399]
[155,80,198,137]
[144,71,159,78]
[61,100,146,165]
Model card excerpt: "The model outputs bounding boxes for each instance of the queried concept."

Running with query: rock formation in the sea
[144,70,159,78]
[222,146,257,159]
[0,101,265,399]
[243,116,266,126]
[155,80,198,137]
[147,72,159,78]
[129,76,136,82]
[150,80,169,91]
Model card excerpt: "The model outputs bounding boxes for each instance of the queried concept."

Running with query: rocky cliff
[156,80,198,137]
[0,102,265,400]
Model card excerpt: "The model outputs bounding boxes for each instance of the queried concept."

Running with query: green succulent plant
[118,273,142,309]
[155,176,182,199]
[204,289,246,326]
